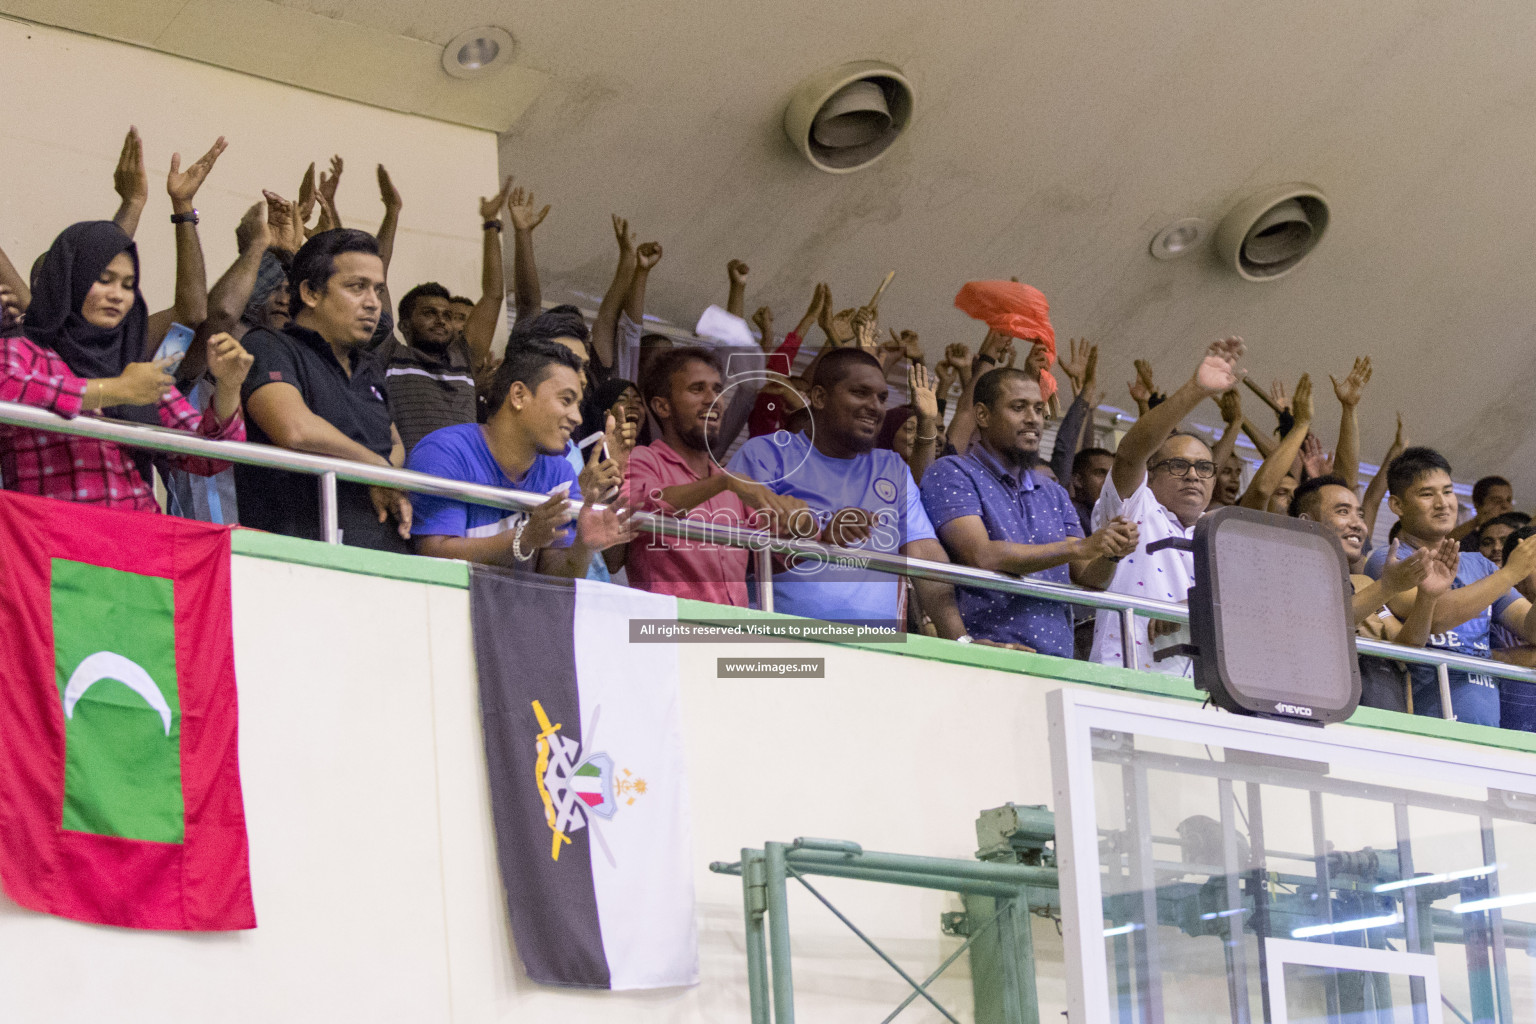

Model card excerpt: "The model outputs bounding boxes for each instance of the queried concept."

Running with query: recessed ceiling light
[1149,217,1209,260]
[442,26,515,79]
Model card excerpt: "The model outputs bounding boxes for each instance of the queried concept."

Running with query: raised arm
[726,260,748,318]
[1330,356,1370,491]
[626,241,662,329]
[111,127,149,239]
[145,137,226,355]
[464,177,515,375]
[508,186,549,321]
[590,216,637,373]
[1050,342,1099,484]
[947,329,1012,456]
[1111,338,1245,498]
[1386,535,1536,633]
[1361,413,1405,538]
[375,165,402,276]
[181,201,271,382]
[1210,389,1243,470]
[1239,374,1312,510]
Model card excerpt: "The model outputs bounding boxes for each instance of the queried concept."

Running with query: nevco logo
[1274,702,1314,717]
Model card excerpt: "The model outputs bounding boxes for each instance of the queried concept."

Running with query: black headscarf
[25,221,157,427]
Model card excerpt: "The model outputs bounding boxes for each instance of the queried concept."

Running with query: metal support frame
[711,838,1060,1024]
[318,471,339,544]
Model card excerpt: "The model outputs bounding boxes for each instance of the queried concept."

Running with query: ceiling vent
[1214,184,1330,281]
[784,61,914,174]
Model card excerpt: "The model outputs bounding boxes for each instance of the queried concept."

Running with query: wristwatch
[170,209,199,225]
[483,220,503,232]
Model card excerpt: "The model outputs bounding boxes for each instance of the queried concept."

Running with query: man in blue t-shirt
[407,341,635,575]
[1364,446,1536,726]
[726,347,967,635]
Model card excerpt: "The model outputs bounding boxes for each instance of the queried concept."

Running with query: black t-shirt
[236,324,407,553]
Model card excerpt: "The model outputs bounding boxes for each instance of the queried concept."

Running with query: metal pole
[1121,606,1138,671]
[1437,662,1455,720]
[756,546,774,614]
[742,849,771,1024]
[1393,801,1430,1024]
[318,471,339,544]
[1218,778,1252,1024]
[1479,817,1513,1024]
[764,841,795,1024]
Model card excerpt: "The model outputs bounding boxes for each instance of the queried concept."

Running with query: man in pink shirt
[625,347,809,606]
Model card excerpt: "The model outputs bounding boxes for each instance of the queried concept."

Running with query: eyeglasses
[1150,458,1217,480]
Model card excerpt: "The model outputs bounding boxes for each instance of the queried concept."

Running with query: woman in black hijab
[0,221,251,511]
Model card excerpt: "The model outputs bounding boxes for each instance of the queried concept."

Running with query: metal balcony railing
[0,398,1525,720]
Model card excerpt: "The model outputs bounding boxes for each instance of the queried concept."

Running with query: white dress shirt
[1089,477,1197,676]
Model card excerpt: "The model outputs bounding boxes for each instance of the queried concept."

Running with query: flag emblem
[532,700,645,860]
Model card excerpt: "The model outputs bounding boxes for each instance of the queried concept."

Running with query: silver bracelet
[511,519,536,562]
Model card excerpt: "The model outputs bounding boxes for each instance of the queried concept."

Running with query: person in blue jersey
[407,340,636,576]
[726,344,969,638]
[1363,446,1536,726]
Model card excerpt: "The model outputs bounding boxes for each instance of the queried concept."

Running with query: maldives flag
[0,490,255,930]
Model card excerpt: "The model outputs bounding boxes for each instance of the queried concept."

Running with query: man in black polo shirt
[369,183,511,453]
[237,229,412,552]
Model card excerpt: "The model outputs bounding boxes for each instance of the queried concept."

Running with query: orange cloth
[954,280,1058,400]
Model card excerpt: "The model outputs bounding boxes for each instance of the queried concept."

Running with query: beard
[996,441,1040,468]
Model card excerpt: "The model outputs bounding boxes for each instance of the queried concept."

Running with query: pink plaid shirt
[0,334,245,512]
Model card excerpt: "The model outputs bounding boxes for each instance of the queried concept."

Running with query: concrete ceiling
[15,0,1536,493]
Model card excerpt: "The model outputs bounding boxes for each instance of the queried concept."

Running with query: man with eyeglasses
[1089,338,1245,675]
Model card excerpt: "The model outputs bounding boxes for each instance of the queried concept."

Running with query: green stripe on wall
[228,528,1536,757]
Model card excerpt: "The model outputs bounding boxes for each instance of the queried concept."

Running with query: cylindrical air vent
[1214,184,1330,281]
[784,61,914,174]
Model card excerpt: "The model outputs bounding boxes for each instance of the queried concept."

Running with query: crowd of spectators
[3,128,1534,728]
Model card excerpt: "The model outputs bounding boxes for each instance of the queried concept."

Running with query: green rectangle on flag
[52,559,183,844]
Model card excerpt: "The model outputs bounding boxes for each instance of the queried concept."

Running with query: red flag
[0,490,254,930]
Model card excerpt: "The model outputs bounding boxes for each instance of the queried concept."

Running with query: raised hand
[612,215,637,258]
[1506,535,1536,582]
[1192,337,1245,395]
[909,362,939,421]
[1023,341,1050,378]
[934,358,958,397]
[480,175,514,222]
[262,190,304,253]
[1331,355,1372,408]
[317,154,343,213]
[377,164,402,213]
[310,186,340,236]
[752,306,775,349]
[235,200,272,254]
[1060,337,1093,390]
[295,162,317,227]
[851,308,880,354]
[1290,373,1314,424]
[892,328,923,363]
[579,419,623,500]
[727,259,749,286]
[1387,412,1407,463]
[508,186,549,231]
[166,136,227,209]
[636,240,663,270]
[1128,375,1151,408]
[1134,358,1157,396]
[980,329,1012,364]
[1268,378,1291,414]
[1216,389,1242,425]
[816,283,837,338]
[114,126,148,212]
[1300,432,1333,478]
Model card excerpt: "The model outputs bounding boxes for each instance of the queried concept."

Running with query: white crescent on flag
[62,651,173,736]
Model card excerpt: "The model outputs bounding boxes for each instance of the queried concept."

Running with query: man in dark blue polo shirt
[922,367,1139,657]
[237,229,412,552]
